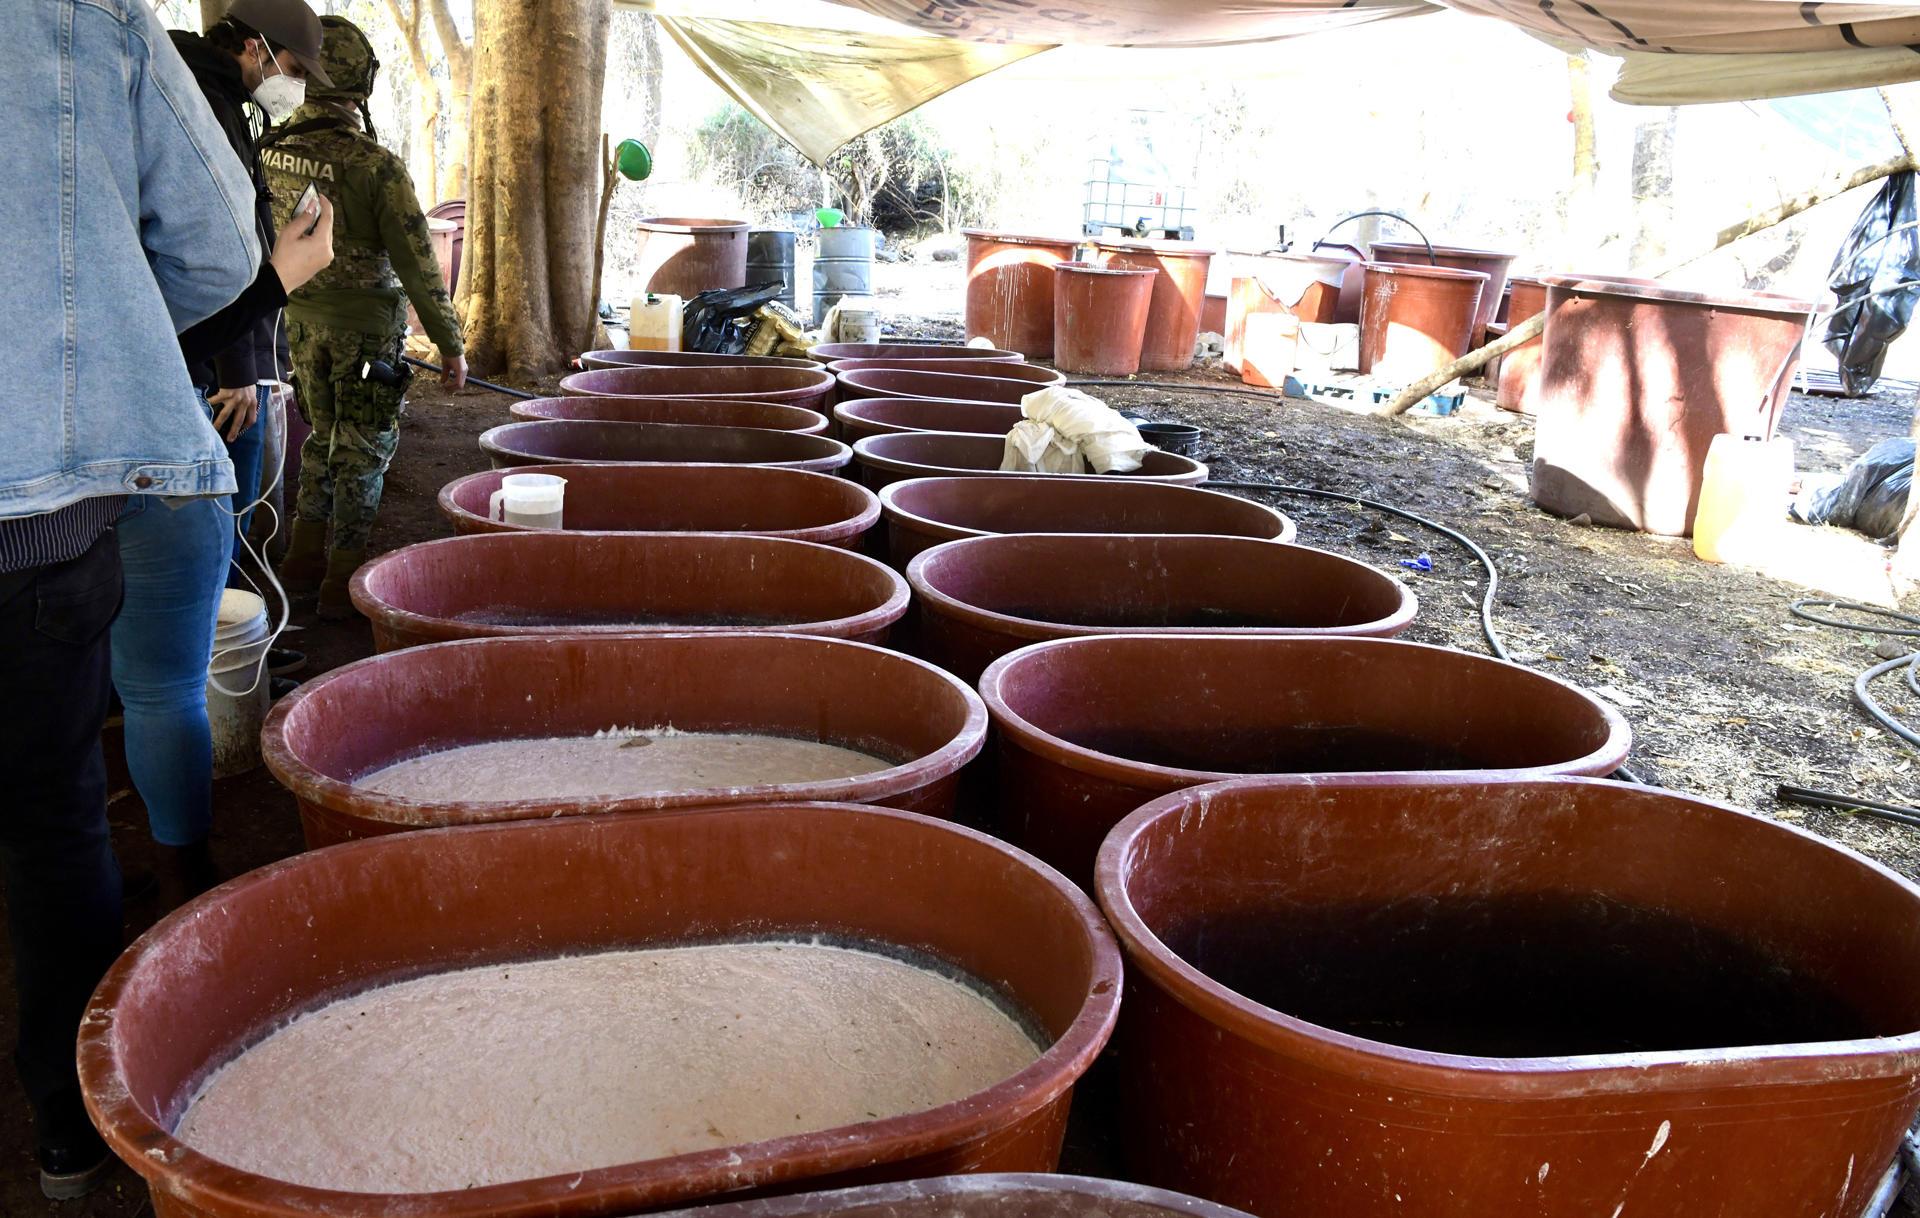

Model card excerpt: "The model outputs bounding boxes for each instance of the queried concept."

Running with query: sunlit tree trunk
[463,0,610,376]
[1563,54,1600,262]
[426,0,474,199]
[1628,108,1677,269]
[382,0,443,206]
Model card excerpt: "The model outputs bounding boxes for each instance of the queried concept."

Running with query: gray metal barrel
[812,226,876,326]
[747,229,798,310]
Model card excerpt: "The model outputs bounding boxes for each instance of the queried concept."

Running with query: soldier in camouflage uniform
[262,15,466,619]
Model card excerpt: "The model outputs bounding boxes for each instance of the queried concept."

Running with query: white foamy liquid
[356,731,892,801]
[174,942,1043,1193]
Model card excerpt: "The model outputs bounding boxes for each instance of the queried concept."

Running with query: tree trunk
[639,12,662,153]
[1563,54,1600,261]
[383,0,442,206]
[1628,107,1678,269]
[426,0,474,200]
[464,0,611,377]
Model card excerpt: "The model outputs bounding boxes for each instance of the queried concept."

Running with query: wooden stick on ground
[1384,312,1544,417]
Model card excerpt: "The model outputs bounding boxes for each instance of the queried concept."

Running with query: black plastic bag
[1791,437,1914,540]
[682,282,785,354]
[1824,171,1920,396]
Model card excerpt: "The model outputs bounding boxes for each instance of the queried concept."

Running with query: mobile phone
[295,181,320,236]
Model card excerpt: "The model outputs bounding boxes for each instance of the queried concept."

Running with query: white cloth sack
[1001,386,1149,475]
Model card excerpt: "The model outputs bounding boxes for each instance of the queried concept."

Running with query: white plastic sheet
[1001,387,1149,475]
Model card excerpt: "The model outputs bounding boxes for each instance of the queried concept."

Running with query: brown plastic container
[811,343,1023,363]
[962,230,1081,358]
[509,395,829,435]
[1225,253,1347,380]
[636,216,749,297]
[558,365,835,412]
[909,535,1416,682]
[836,398,1023,444]
[1369,240,1518,340]
[661,1174,1256,1218]
[1358,262,1490,379]
[1531,274,1814,536]
[1201,291,1227,334]
[853,432,1208,493]
[827,358,1064,384]
[1091,239,1215,372]
[81,803,1121,1218]
[578,349,824,372]
[1496,275,1547,415]
[263,633,989,846]
[439,464,879,549]
[1096,776,1920,1218]
[478,420,852,475]
[837,367,1060,405]
[1052,262,1156,376]
[880,476,1294,569]
[351,533,909,651]
[980,635,1630,884]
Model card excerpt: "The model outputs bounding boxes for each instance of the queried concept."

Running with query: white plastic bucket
[489,472,566,528]
[207,589,272,778]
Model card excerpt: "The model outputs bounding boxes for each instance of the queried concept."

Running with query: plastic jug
[489,473,566,529]
[1693,433,1793,563]
[628,293,683,351]
[835,295,881,344]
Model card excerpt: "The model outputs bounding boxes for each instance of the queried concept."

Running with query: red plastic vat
[1052,262,1156,376]
[962,230,1081,358]
[880,476,1293,569]
[663,1174,1256,1218]
[479,420,851,475]
[853,432,1208,493]
[578,349,824,372]
[909,535,1416,682]
[80,803,1121,1217]
[836,398,1023,445]
[509,395,829,434]
[1201,291,1227,334]
[811,343,1022,362]
[980,635,1630,884]
[636,216,748,297]
[837,367,1062,405]
[1225,254,1346,382]
[1496,275,1547,415]
[827,358,1061,382]
[1369,240,1518,341]
[1091,239,1214,372]
[558,365,834,412]
[1097,776,1920,1218]
[263,633,989,846]
[1358,262,1490,379]
[439,464,878,549]
[351,533,909,651]
[1531,274,1814,536]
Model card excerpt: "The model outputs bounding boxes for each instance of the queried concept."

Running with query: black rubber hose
[1790,600,1920,751]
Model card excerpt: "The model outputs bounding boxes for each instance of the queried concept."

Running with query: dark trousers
[0,530,124,1148]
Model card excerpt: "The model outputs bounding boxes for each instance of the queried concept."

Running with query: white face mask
[251,46,305,124]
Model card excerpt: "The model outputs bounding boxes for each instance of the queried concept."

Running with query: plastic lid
[615,139,653,182]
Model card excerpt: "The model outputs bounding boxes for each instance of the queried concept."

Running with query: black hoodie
[169,29,282,391]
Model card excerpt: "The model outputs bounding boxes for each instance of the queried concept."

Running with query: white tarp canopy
[631,0,1920,162]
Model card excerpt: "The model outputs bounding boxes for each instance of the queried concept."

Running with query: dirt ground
[11,312,1920,1210]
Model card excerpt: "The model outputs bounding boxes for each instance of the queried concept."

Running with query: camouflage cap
[308,15,380,103]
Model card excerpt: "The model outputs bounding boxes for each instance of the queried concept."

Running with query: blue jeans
[111,490,234,847]
[220,385,266,541]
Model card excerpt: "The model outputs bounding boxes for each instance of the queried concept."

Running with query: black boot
[154,838,220,910]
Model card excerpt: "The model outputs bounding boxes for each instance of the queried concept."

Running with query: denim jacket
[0,0,261,518]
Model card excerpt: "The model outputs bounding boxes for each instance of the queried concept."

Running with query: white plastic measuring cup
[489,472,567,528]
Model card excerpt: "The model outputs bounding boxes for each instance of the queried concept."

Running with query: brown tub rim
[556,366,835,402]
[438,463,881,544]
[878,476,1293,546]
[854,432,1209,486]
[834,398,1023,439]
[652,1173,1257,1218]
[260,633,989,830]
[1094,774,1920,1095]
[80,802,1122,1218]
[576,350,826,373]
[809,343,1024,362]
[1541,273,1816,317]
[907,534,1414,645]
[638,215,750,232]
[979,635,1630,789]
[1362,261,1493,286]
[478,420,852,475]
[350,533,912,645]
[509,395,831,434]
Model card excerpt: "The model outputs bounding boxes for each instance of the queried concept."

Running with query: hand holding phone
[295,182,321,237]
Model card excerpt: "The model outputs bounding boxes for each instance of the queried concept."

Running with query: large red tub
[439,464,879,549]
[908,535,1414,682]
[660,1174,1256,1218]
[352,533,909,651]
[263,633,988,846]
[1097,776,1920,1218]
[559,365,834,412]
[479,420,851,475]
[835,398,1024,444]
[577,349,824,372]
[879,476,1292,568]
[979,635,1630,884]
[853,433,1207,492]
[810,343,1022,362]
[510,395,828,434]
[837,367,1061,405]
[81,804,1121,1217]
